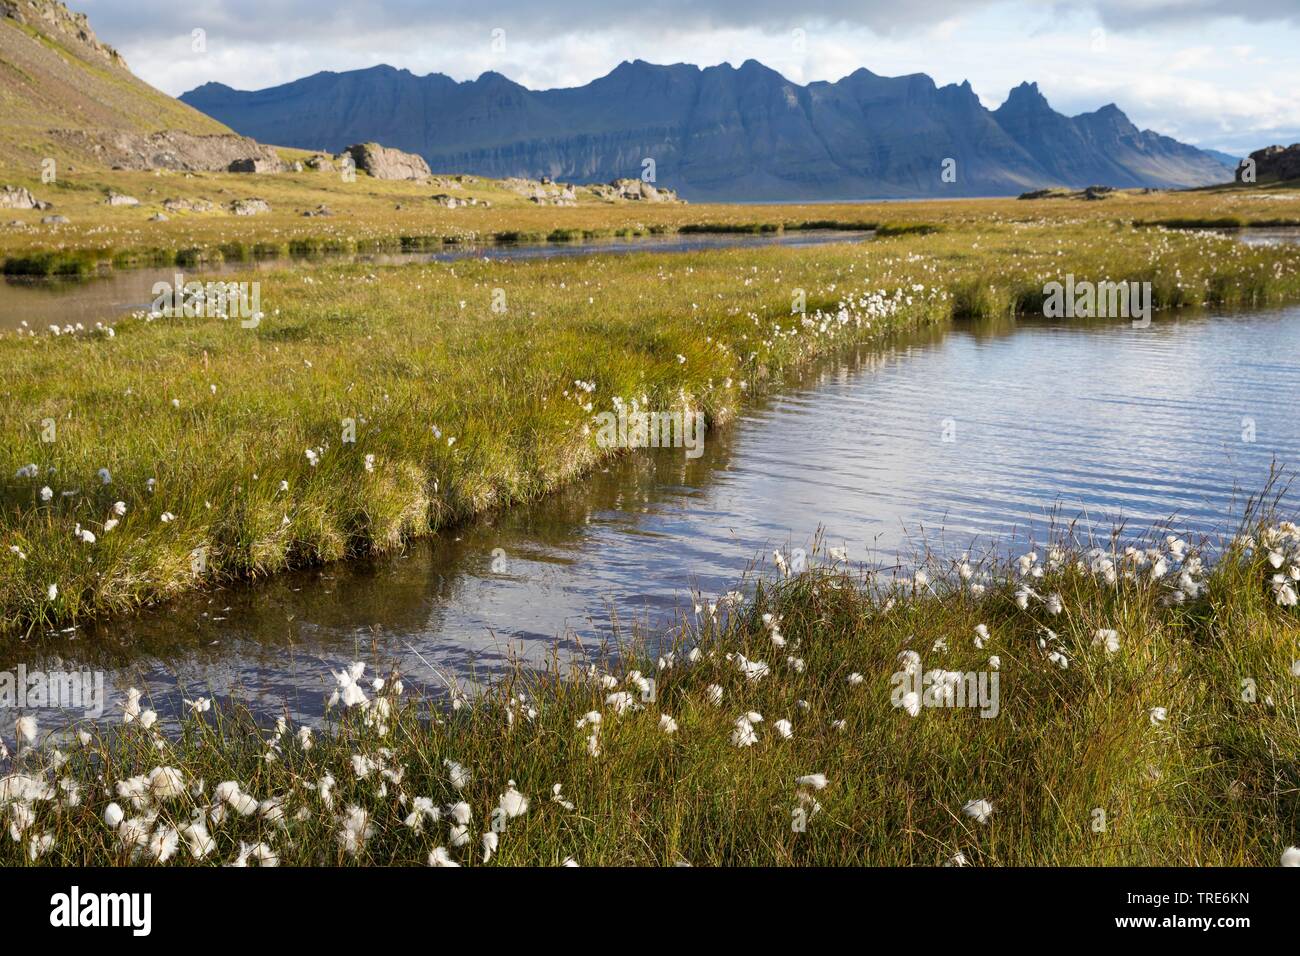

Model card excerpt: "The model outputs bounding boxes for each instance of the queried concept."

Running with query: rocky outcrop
[2,0,126,69]
[182,60,1235,201]
[48,130,282,173]
[592,179,679,202]
[1239,144,1300,183]
[0,185,50,209]
[341,142,430,180]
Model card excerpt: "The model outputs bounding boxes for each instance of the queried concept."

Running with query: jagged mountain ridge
[182,59,1233,200]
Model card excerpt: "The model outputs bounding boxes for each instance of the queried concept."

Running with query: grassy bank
[2,163,1300,276]
[2,527,1297,866]
[4,221,1300,635]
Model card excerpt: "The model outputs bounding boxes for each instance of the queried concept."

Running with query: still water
[8,305,1299,727]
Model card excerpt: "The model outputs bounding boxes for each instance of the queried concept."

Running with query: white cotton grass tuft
[444,759,471,790]
[328,661,369,709]
[730,714,760,748]
[659,713,678,734]
[962,798,994,824]
[1282,846,1300,867]
[15,714,37,745]
[1149,706,1168,726]
[481,831,498,863]
[103,802,125,828]
[773,718,793,739]
[796,774,828,791]
[1092,629,1120,655]
[498,781,529,819]
[899,691,921,717]
[428,846,460,867]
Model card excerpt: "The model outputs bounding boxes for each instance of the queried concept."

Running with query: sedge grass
[1,526,1296,866]
[4,221,1300,634]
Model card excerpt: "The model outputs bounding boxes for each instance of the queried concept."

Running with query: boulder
[229,198,271,216]
[105,193,139,206]
[341,142,431,181]
[228,157,284,174]
[0,185,49,210]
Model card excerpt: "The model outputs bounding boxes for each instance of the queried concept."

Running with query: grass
[3,162,1300,276]
[2,524,1297,866]
[4,216,1300,635]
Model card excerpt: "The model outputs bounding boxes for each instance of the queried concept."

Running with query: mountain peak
[1000,81,1051,111]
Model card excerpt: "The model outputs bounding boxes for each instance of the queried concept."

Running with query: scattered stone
[105,193,140,206]
[594,178,679,202]
[432,194,461,208]
[301,204,333,217]
[304,154,335,172]
[149,213,168,222]
[162,197,215,213]
[42,214,70,224]
[340,142,431,181]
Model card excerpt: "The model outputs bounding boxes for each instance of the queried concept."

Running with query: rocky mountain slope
[182,59,1235,201]
[0,0,240,170]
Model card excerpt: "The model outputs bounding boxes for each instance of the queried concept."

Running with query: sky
[80,0,1300,156]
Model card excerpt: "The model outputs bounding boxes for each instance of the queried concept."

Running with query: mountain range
[181,60,1235,201]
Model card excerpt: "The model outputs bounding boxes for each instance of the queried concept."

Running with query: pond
[6,304,1298,729]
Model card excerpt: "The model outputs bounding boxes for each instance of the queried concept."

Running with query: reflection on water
[1235,227,1300,247]
[0,229,870,332]
[6,306,1300,729]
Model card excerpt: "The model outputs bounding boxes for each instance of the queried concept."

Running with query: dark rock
[1239,144,1300,183]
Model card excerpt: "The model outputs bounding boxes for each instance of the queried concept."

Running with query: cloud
[90,0,996,45]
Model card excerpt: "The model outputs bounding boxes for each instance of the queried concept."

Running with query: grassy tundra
[2,526,1298,866]
[4,215,1300,635]
[1,159,1299,275]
